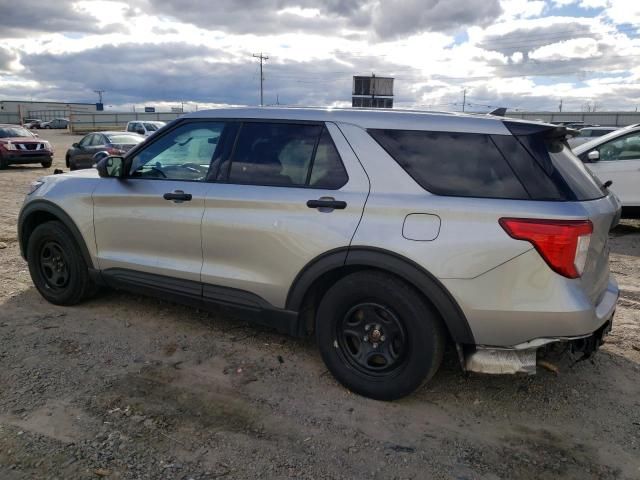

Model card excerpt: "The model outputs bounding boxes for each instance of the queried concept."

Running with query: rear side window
[227,123,348,189]
[369,129,528,199]
[309,128,349,189]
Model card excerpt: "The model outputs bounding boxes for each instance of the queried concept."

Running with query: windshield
[107,134,145,144]
[0,127,33,138]
[143,123,160,131]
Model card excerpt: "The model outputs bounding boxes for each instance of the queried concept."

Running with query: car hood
[53,169,101,179]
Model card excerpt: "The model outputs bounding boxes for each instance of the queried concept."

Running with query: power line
[252,52,269,106]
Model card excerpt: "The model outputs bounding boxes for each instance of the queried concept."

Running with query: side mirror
[587,150,600,162]
[136,128,145,135]
[72,142,79,148]
[96,156,125,178]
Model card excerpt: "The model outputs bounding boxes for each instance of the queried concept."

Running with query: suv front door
[200,121,369,309]
[93,121,228,286]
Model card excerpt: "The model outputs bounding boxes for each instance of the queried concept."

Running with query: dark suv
[0,124,53,169]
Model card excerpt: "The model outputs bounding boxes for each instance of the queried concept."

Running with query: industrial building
[0,100,99,125]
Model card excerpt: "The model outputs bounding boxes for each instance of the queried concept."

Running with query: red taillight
[499,218,593,279]
[106,147,123,155]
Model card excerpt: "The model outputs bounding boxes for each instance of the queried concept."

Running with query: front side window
[130,122,225,181]
[228,123,322,186]
[597,131,640,161]
[369,129,528,199]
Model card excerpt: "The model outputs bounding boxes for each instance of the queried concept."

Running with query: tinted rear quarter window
[368,129,529,199]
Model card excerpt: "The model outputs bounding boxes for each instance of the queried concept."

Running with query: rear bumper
[464,315,614,374]
[2,152,53,164]
[441,249,619,347]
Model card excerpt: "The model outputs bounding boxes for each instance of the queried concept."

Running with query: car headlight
[5,141,17,151]
[27,180,45,195]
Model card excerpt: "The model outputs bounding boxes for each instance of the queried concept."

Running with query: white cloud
[499,0,547,20]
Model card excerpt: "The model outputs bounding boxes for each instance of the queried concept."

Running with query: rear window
[106,134,144,144]
[511,128,605,201]
[368,129,528,199]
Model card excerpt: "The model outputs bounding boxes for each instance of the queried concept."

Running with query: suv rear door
[200,121,369,309]
[93,120,228,287]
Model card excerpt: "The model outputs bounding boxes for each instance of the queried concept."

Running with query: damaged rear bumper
[463,316,614,375]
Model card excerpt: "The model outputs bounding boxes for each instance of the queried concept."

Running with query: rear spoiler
[503,121,577,139]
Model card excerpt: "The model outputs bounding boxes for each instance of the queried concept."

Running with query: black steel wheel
[316,270,445,400]
[38,241,70,291]
[27,221,97,305]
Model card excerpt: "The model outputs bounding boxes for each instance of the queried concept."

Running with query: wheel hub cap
[337,303,408,375]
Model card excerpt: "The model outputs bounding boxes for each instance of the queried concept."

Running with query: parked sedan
[66,131,144,170]
[41,118,69,129]
[23,119,43,129]
[573,123,640,209]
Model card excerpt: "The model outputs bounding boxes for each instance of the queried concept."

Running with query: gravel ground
[1,130,639,479]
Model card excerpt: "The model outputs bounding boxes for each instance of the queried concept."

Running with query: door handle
[306,198,347,210]
[163,190,192,202]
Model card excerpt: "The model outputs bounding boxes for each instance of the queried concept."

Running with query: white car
[573,124,640,208]
[567,126,618,148]
[125,120,165,137]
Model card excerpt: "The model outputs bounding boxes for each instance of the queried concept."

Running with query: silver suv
[18,108,620,400]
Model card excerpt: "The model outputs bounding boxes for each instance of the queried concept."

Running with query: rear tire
[65,155,70,168]
[27,221,97,305]
[316,270,445,400]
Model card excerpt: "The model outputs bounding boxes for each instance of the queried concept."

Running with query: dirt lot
[1,130,639,479]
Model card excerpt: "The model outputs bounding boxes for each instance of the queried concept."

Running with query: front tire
[27,221,97,305]
[41,160,52,168]
[0,156,8,169]
[316,271,445,400]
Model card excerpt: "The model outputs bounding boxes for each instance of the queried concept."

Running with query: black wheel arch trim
[18,199,95,269]
[286,246,475,344]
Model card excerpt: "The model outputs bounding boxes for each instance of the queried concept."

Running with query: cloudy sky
[0,0,639,112]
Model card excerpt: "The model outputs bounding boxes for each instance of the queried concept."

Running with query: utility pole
[93,90,105,104]
[462,88,467,112]
[559,99,563,112]
[252,53,269,106]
